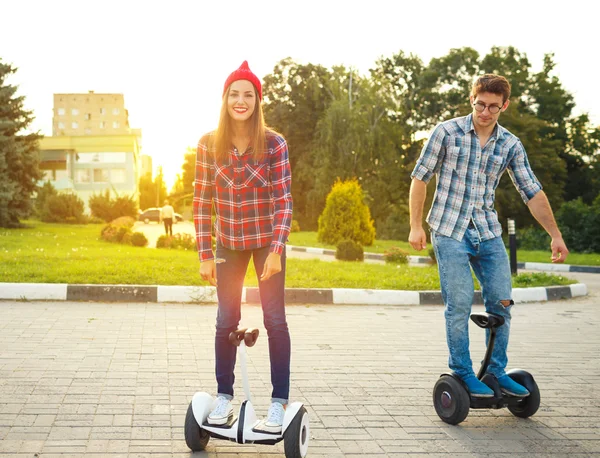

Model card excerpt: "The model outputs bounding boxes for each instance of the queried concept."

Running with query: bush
[35,181,58,217]
[335,239,364,261]
[384,246,409,264]
[89,190,138,222]
[516,227,550,251]
[100,224,132,244]
[41,193,86,223]
[291,219,300,233]
[130,231,148,247]
[318,179,376,246]
[556,197,600,253]
[156,233,196,250]
[110,216,136,229]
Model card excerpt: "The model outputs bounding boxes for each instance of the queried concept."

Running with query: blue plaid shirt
[411,114,542,242]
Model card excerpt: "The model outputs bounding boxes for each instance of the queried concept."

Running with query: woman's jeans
[214,244,290,404]
[431,226,513,380]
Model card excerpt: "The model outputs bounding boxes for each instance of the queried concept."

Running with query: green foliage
[318,179,376,246]
[89,189,137,222]
[335,239,364,261]
[291,219,300,233]
[139,168,167,211]
[556,197,600,253]
[0,60,43,227]
[100,224,132,244]
[156,233,196,250]
[262,48,599,241]
[384,247,409,264]
[109,216,136,228]
[35,181,58,217]
[516,227,551,251]
[41,193,86,223]
[130,231,148,247]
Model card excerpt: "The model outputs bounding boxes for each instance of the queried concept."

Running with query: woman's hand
[200,260,217,286]
[261,252,282,282]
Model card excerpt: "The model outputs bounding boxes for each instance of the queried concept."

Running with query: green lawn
[0,222,576,289]
[289,231,600,266]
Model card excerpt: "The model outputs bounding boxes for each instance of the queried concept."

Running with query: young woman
[193,61,293,433]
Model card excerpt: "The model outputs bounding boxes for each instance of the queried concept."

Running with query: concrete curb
[288,245,600,273]
[0,282,587,305]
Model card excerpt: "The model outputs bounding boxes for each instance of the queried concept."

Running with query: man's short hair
[472,74,511,103]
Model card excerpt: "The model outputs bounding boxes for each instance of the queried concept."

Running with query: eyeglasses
[473,102,502,114]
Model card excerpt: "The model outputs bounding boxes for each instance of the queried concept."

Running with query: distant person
[160,200,174,236]
[409,74,569,399]
[193,61,293,433]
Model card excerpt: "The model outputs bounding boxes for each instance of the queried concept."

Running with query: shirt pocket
[215,164,234,188]
[485,155,504,178]
[243,163,269,187]
[446,146,462,170]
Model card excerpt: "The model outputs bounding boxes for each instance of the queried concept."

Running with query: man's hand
[200,260,217,286]
[551,237,569,263]
[409,227,427,251]
[261,252,282,282]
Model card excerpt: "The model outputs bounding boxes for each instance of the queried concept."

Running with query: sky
[2,0,599,189]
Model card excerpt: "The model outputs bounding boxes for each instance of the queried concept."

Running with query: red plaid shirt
[193,131,293,262]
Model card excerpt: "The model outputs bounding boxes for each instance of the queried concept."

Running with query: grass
[288,231,600,266]
[0,222,576,290]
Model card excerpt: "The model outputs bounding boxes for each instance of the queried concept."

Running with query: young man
[409,74,568,398]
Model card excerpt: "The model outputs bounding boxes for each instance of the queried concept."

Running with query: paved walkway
[1,287,599,457]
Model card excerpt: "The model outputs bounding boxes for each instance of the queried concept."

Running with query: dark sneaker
[498,375,530,397]
[207,396,233,425]
[462,374,494,398]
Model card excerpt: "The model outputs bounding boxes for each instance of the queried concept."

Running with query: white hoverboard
[184,328,310,457]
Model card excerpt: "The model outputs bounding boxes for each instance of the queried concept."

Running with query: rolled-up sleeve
[507,141,543,204]
[269,137,293,255]
[193,136,215,262]
[411,124,447,183]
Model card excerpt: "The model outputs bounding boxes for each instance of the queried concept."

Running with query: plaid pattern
[411,114,542,242]
[193,131,293,262]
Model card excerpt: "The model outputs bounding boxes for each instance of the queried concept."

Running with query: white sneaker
[207,396,233,425]
[259,402,286,433]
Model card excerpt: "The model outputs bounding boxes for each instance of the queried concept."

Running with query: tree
[138,168,167,210]
[0,59,42,227]
[181,147,196,195]
[318,179,376,246]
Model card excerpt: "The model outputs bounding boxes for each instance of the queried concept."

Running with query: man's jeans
[214,244,290,404]
[431,226,513,379]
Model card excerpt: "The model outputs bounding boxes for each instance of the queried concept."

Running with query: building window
[75,169,91,183]
[113,121,120,129]
[93,169,109,183]
[99,121,105,129]
[43,170,54,181]
[100,108,106,115]
[58,122,65,129]
[113,108,120,115]
[72,121,79,129]
[77,152,127,163]
[84,113,91,120]
[84,128,92,135]
[111,169,126,184]
[57,108,65,116]
[72,108,79,116]
[55,169,68,181]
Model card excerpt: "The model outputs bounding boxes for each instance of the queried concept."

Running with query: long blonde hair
[213,85,269,163]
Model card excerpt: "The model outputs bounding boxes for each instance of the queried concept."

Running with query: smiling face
[226,79,257,123]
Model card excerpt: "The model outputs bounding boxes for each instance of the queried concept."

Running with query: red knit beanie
[223,61,262,100]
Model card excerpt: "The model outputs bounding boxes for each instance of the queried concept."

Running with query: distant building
[140,154,153,178]
[39,92,142,211]
[53,91,130,136]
